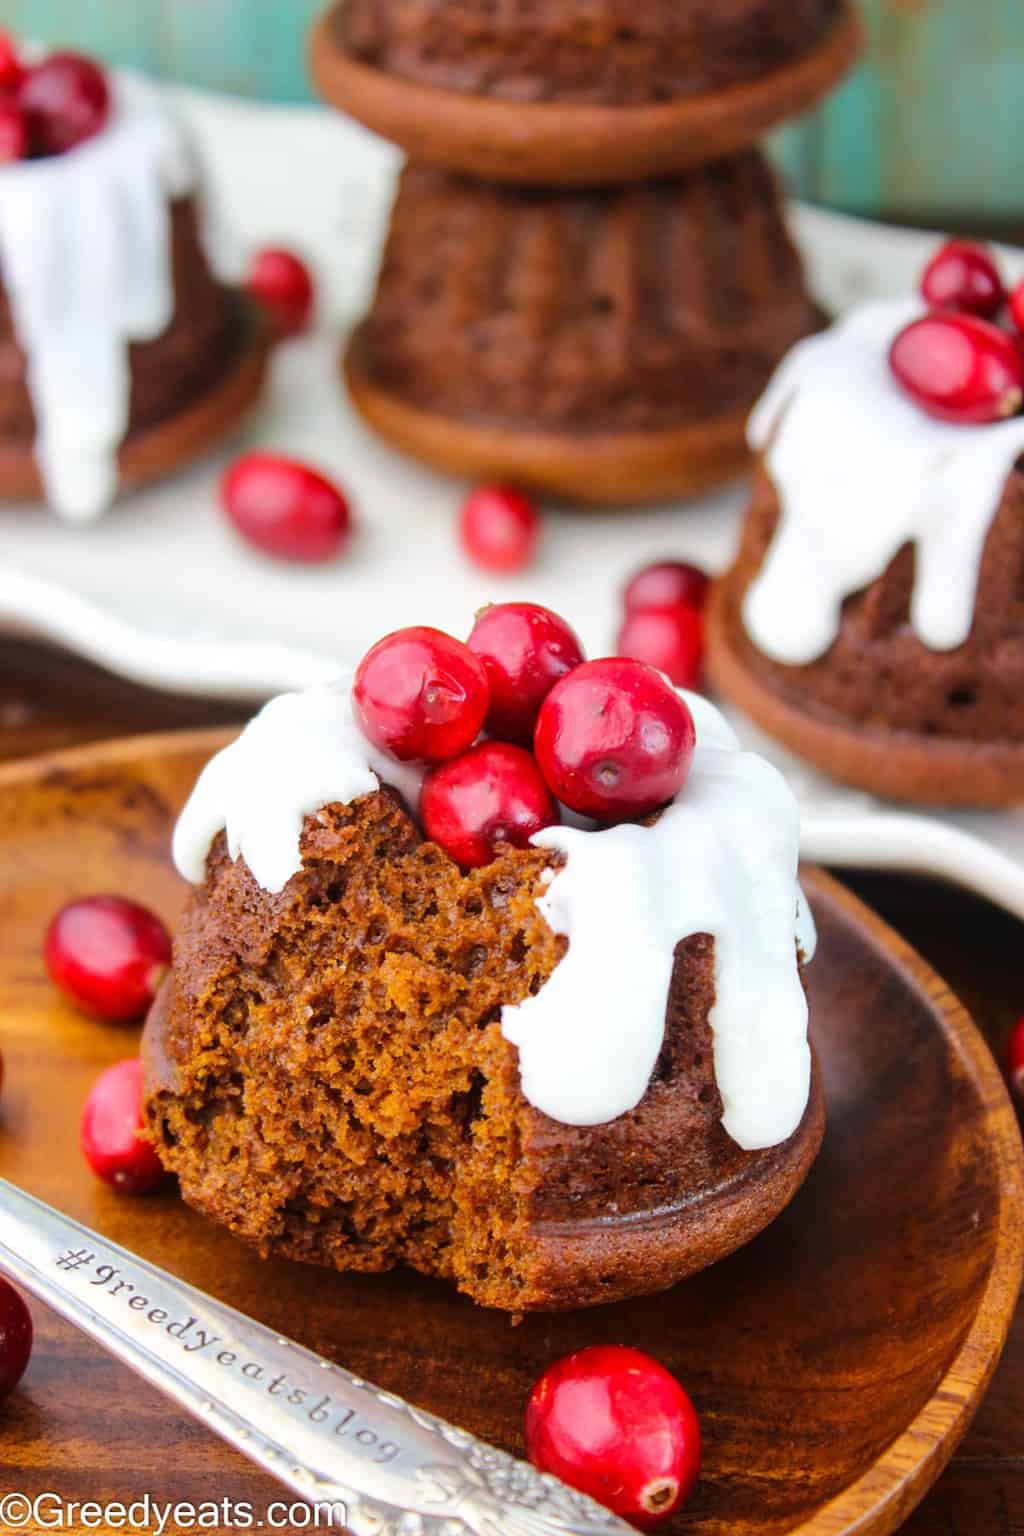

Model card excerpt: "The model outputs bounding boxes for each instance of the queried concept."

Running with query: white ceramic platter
[2,86,1024,919]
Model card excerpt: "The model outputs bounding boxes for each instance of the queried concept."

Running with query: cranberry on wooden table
[18,53,110,157]
[534,657,696,822]
[246,247,315,337]
[920,239,1005,319]
[526,1345,702,1529]
[221,453,352,564]
[353,627,490,763]
[0,1278,32,1402]
[0,32,25,93]
[889,314,1024,425]
[459,485,540,574]
[80,1058,166,1195]
[421,742,558,869]
[468,602,585,746]
[623,560,709,615]
[617,605,704,690]
[0,97,27,163]
[44,895,171,1023]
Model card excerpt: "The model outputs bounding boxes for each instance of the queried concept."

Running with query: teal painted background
[4,0,1022,221]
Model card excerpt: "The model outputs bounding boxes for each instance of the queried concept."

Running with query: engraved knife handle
[0,1179,632,1536]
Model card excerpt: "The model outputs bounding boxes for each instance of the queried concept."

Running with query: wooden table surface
[2,634,1022,1536]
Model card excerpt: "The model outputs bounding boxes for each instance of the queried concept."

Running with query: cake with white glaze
[0,50,267,520]
[709,297,1024,807]
[143,610,823,1312]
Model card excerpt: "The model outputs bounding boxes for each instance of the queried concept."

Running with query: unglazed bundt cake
[346,153,822,504]
[144,610,823,1312]
[0,48,268,520]
[708,299,1024,806]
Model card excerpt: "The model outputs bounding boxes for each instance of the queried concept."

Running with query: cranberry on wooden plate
[617,605,704,690]
[221,453,352,564]
[19,53,110,157]
[534,657,696,822]
[0,32,25,94]
[44,895,171,1023]
[526,1345,702,1529]
[421,742,558,869]
[354,626,490,763]
[459,485,540,574]
[80,1058,166,1195]
[246,247,315,337]
[0,97,27,163]
[623,560,709,615]
[1006,1017,1024,1105]
[889,314,1024,425]
[920,239,1005,319]
[468,602,585,746]
[0,1279,32,1401]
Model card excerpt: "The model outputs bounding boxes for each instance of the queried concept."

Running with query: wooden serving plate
[0,730,1021,1536]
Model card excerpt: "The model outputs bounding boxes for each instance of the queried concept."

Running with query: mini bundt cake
[144,621,823,1313]
[708,300,1024,806]
[0,52,268,520]
[333,0,846,105]
[346,154,822,504]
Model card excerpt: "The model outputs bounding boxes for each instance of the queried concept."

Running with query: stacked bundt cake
[709,297,1024,806]
[0,45,268,520]
[144,609,823,1312]
[313,0,860,504]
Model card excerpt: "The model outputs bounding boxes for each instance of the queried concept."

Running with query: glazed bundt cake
[333,0,847,105]
[346,153,822,503]
[0,53,267,519]
[144,615,823,1312]
[708,300,1024,806]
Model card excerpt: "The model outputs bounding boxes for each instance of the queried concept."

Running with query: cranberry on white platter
[246,247,315,337]
[623,560,710,615]
[617,604,704,691]
[221,453,352,564]
[459,485,540,574]
[526,1345,702,1529]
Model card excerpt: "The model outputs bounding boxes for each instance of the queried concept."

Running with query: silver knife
[0,1178,632,1536]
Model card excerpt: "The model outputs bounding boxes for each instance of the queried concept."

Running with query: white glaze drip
[0,70,196,520]
[173,683,812,1151]
[744,299,1024,666]
[502,691,812,1151]
[173,680,424,893]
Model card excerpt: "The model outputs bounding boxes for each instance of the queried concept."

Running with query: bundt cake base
[0,303,271,507]
[310,0,861,185]
[346,325,752,505]
[707,582,1024,807]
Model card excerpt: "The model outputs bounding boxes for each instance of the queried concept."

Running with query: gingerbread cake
[346,153,821,504]
[334,0,846,106]
[144,635,823,1313]
[0,57,268,520]
[708,300,1024,806]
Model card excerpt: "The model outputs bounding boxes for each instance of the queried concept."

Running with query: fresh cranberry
[1006,1017,1024,1105]
[221,453,352,564]
[421,743,558,869]
[889,314,1024,425]
[0,33,24,94]
[354,627,490,763]
[617,605,704,691]
[623,560,709,615]
[526,1345,701,1529]
[534,658,695,821]
[246,247,315,337]
[0,1279,32,1401]
[920,239,1005,319]
[19,53,110,158]
[80,1058,165,1195]
[44,896,171,1023]
[0,98,27,163]
[467,603,585,746]
[1009,281,1024,338]
[459,486,540,574]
